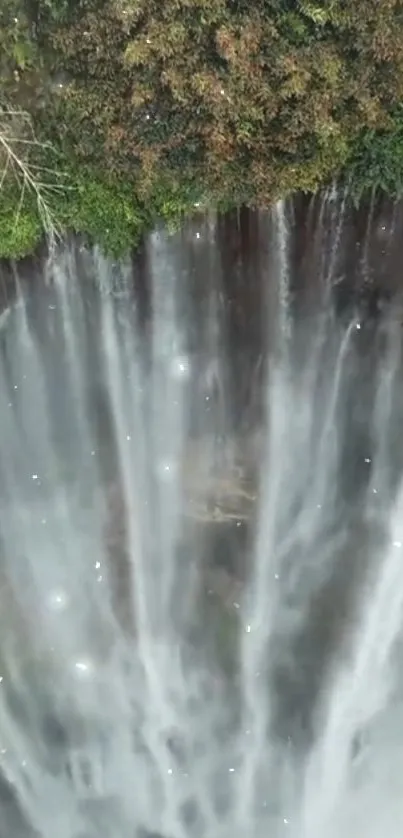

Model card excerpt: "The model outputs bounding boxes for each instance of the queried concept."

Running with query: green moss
[0,155,204,259]
[54,169,148,256]
[0,186,42,259]
[0,164,148,259]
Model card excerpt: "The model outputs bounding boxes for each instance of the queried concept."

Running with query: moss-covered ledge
[3,0,403,258]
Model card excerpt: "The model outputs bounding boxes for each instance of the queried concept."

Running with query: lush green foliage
[346,106,403,203]
[0,182,42,258]
[53,168,148,255]
[2,0,403,257]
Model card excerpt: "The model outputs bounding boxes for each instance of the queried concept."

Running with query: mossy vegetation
[346,106,403,204]
[2,0,403,258]
[0,184,42,259]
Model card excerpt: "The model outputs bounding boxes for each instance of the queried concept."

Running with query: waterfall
[273,199,291,342]
[0,197,402,838]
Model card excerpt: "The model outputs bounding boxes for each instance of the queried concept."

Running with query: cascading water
[1,202,403,838]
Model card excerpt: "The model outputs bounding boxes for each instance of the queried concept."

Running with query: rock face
[103,433,259,636]
[105,422,262,542]
[181,435,259,524]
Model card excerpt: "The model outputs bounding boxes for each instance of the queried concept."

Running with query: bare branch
[0,105,66,250]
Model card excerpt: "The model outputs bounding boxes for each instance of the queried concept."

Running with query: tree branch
[0,105,64,249]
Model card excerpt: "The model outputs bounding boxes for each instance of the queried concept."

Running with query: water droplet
[32,474,39,480]
[91,450,96,456]
[158,460,177,482]
[356,323,361,330]
[196,232,201,239]
[373,488,378,494]
[274,573,279,580]
[48,590,68,611]
[284,818,289,825]
[95,561,101,569]
[167,768,173,775]
[228,767,235,773]
[365,457,371,463]
[97,575,103,582]
[126,435,131,441]
[233,602,240,609]
[74,660,93,677]
[0,676,3,683]
[245,625,251,633]
[236,521,242,527]
[13,385,18,390]
[0,749,7,755]
[171,355,190,380]
[393,541,402,548]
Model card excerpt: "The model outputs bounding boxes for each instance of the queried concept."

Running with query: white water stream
[0,210,402,838]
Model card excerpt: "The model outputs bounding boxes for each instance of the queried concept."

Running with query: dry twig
[0,104,65,248]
